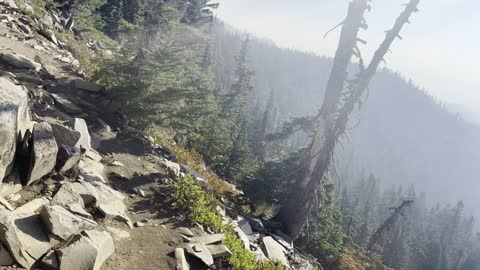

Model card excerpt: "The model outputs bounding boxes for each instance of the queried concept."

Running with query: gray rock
[185,243,213,266]
[56,230,114,270]
[163,159,180,178]
[85,149,102,162]
[51,93,83,114]
[56,145,82,173]
[0,78,29,181]
[67,118,91,150]
[51,182,85,208]
[271,233,293,251]
[260,236,289,267]
[0,0,18,9]
[0,53,41,70]
[0,196,13,211]
[79,157,105,183]
[175,247,189,270]
[178,227,194,237]
[13,197,50,216]
[17,22,32,35]
[51,123,81,148]
[191,233,225,245]
[233,226,250,249]
[39,27,59,46]
[134,221,144,227]
[206,244,231,259]
[40,205,98,239]
[73,80,102,93]
[0,208,52,268]
[0,242,13,266]
[237,216,253,235]
[27,122,58,185]
[41,250,58,270]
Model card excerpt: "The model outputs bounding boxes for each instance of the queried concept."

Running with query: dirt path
[0,16,200,270]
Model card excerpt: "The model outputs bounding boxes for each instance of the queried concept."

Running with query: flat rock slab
[206,244,231,259]
[175,247,190,270]
[191,233,225,245]
[51,93,83,114]
[56,230,114,270]
[67,118,91,150]
[27,122,58,185]
[56,145,82,173]
[178,227,194,237]
[0,78,29,181]
[0,208,52,269]
[185,243,213,266]
[40,205,98,240]
[260,236,289,267]
[51,123,81,149]
[0,53,41,70]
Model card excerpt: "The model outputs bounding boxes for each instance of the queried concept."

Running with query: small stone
[178,227,194,237]
[134,221,145,227]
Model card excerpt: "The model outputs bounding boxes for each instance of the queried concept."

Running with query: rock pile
[0,77,129,269]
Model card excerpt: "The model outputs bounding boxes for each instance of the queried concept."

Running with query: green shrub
[172,174,223,232]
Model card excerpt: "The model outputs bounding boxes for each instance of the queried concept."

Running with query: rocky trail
[0,1,317,269]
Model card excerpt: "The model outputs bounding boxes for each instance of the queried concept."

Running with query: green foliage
[172,174,223,232]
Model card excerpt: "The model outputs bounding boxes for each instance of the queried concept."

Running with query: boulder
[51,93,83,114]
[67,118,91,150]
[26,122,58,185]
[73,80,102,93]
[51,123,81,149]
[51,182,85,209]
[260,236,289,267]
[185,243,213,266]
[175,247,189,270]
[0,78,29,181]
[13,197,50,216]
[0,53,41,70]
[56,145,82,173]
[56,230,114,270]
[79,157,105,183]
[0,243,13,266]
[0,208,52,268]
[206,244,231,259]
[40,205,98,239]
[191,233,225,245]
[178,227,194,237]
[163,159,180,178]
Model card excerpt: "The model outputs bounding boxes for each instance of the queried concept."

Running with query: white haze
[216,0,480,123]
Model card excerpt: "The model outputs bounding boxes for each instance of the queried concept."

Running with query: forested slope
[212,21,480,217]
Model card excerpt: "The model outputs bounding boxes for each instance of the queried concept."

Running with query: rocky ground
[0,1,317,269]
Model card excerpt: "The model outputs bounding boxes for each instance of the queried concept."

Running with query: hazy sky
[216,0,480,118]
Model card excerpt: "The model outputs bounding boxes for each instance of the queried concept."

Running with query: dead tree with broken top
[367,200,414,252]
[274,0,421,240]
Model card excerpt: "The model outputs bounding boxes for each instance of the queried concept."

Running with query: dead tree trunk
[367,200,414,252]
[275,0,421,240]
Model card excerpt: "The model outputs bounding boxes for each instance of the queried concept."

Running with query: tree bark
[275,0,370,239]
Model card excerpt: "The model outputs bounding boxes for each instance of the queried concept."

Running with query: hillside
[212,21,480,218]
[0,0,479,270]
